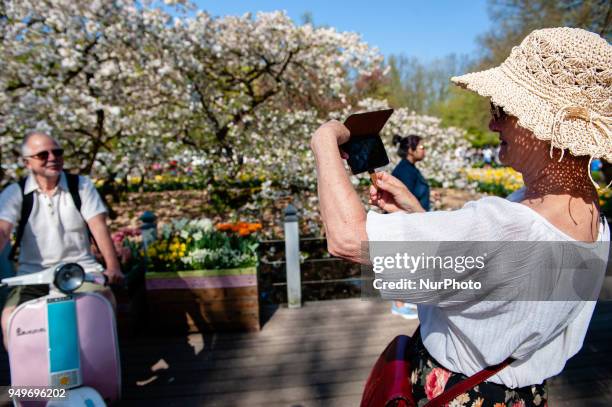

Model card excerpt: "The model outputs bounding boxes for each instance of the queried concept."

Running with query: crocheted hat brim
[451,67,612,163]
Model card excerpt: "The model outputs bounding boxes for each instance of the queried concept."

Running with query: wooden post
[284,204,301,308]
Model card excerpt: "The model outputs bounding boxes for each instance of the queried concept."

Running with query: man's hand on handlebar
[103,267,125,286]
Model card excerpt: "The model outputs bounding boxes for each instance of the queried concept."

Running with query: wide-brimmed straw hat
[451,27,612,166]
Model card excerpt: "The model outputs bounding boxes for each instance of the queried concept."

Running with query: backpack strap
[8,178,34,261]
[64,172,97,250]
[65,172,82,211]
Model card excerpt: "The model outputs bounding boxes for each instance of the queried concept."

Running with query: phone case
[343,109,393,137]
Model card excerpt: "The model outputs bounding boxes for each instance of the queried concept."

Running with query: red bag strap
[423,357,514,407]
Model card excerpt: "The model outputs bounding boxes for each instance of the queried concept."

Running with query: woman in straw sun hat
[452,27,612,190]
[310,27,610,405]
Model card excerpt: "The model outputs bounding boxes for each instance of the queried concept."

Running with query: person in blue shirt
[389,134,431,319]
[391,135,430,211]
[590,158,602,173]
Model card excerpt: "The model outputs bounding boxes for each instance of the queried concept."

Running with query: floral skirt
[408,334,548,407]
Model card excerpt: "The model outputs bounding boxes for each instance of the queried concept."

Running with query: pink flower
[112,231,126,243]
[123,227,141,237]
[112,228,141,244]
[512,401,526,407]
[424,367,452,400]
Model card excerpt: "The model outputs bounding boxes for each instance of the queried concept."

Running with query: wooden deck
[0,299,611,406]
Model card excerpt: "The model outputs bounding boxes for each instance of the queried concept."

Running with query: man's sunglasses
[490,102,507,122]
[25,148,64,161]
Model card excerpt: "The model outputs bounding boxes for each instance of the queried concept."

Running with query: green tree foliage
[351,52,499,147]
[440,0,611,146]
[354,0,611,148]
[436,88,499,148]
[478,0,611,69]
[382,54,470,114]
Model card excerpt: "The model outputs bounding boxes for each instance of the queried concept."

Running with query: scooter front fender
[8,292,121,405]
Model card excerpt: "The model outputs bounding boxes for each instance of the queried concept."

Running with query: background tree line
[358,0,611,148]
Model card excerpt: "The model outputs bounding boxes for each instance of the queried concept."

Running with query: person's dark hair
[392,134,422,158]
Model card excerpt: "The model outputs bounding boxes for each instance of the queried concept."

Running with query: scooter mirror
[54,263,85,294]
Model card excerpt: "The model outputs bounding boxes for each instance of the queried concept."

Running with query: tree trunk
[81,110,105,174]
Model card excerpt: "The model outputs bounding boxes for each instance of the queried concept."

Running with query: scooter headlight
[54,263,85,294]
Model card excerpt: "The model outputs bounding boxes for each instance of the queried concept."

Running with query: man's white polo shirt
[0,172,107,275]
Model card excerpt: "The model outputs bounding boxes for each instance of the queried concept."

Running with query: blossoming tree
[1,1,470,194]
[154,10,383,179]
[1,2,383,186]
[0,0,187,181]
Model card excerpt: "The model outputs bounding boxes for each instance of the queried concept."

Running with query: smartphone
[340,134,389,175]
[340,109,393,175]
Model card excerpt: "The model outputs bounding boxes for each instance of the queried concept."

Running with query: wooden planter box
[145,267,259,334]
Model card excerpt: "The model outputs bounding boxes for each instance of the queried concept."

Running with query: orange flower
[216,221,262,236]
[248,223,262,232]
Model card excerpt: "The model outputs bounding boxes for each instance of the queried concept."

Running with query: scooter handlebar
[0,270,52,287]
[0,263,108,288]
[84,271,109,287]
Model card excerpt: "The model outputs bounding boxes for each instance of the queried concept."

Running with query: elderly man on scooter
[0,132,123,348]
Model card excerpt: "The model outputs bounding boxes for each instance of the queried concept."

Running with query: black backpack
[8,171,94,261]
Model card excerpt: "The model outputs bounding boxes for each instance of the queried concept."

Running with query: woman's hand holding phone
[369,172,425,214]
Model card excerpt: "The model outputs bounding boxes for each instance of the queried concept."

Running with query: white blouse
[366,189,609,388]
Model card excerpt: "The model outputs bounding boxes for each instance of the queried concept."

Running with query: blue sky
[192,0,491,62]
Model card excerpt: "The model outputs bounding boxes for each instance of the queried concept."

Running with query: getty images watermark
[362,241,610,303]
[372,252,486,291]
